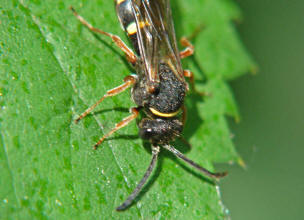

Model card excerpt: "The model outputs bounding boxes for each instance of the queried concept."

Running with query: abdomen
[115,0,140,55]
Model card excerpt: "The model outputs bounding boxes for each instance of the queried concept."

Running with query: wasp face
[139,118,183,144]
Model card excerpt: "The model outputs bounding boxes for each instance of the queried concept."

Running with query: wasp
[70,0,226,211]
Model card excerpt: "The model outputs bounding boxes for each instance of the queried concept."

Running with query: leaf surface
[0,0,255,219]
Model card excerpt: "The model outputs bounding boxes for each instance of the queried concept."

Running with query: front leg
[93,107,140,149]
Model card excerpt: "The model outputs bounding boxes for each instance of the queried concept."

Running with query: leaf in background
[0,0,255,219]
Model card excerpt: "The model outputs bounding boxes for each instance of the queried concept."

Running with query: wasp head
[138,118,183,145]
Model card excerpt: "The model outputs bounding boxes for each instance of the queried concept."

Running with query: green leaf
[0,0,255,219]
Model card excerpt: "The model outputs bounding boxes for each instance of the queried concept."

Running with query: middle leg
[75,75,137,123]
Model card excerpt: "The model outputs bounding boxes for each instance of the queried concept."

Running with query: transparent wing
[130,0,185,84]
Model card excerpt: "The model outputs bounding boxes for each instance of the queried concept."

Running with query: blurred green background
[216,0,304,219]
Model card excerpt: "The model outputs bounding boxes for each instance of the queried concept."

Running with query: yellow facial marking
[149,108,180,118]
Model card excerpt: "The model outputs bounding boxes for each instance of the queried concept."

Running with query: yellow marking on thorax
[149,108,180,118]
[126,21,150,35]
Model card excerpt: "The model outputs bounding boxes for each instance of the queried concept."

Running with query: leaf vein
[0,131,20,209]
[22,3,144,216]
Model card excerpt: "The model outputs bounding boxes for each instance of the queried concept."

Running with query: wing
[116,0,185,85]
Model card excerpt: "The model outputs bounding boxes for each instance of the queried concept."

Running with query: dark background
[216,0,304,219]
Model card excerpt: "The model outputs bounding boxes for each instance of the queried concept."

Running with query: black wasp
[71,0,226,211]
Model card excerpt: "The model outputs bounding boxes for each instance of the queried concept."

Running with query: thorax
[132,63,186,117]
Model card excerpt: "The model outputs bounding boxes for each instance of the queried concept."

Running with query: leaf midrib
[20,2,144,217]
